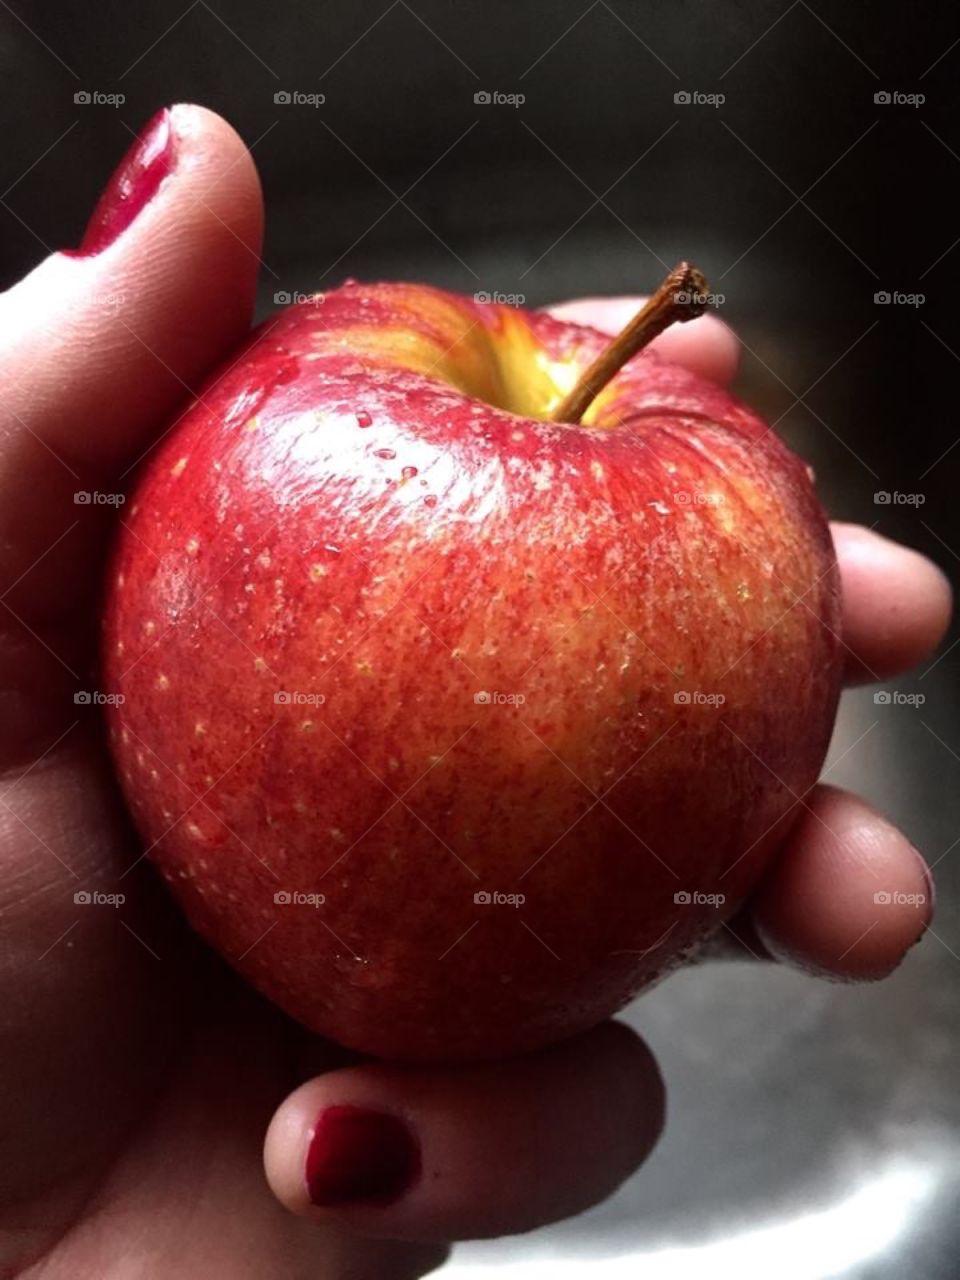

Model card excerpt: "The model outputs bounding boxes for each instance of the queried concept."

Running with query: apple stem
[550,262,711,425]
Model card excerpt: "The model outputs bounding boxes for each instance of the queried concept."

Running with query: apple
[103,266,842,1062]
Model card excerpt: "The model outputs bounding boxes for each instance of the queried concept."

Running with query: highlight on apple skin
[102,279,843,1062]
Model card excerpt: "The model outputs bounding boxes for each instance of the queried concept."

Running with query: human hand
[0,106,949,1277]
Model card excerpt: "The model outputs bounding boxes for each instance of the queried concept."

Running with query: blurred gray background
[1,2,957,1276]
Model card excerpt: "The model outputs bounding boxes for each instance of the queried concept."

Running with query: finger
[264,1021,663,1242]
[0,103,263,623]
[0,104,263,760]
[834,523,953,684]
[544,295,739,385]
[749,785,933,979]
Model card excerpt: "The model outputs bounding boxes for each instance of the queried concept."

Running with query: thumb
[0,103,263,756]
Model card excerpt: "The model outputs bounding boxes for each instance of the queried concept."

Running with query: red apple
[103,269,842,1062]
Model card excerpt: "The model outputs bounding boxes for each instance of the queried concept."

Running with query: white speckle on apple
[116,640,124,656]
[256,549,271,568]
[590,460,606,483]
[171,457,188,478]
[254,657,268,673]
[186,537,200,555]
[309,563,327,581]
[648,501,670,516]
[194,722,207,737]
[155,673,170,691]
[116,572,125,589]
[300,720,315,732]
[144,620,157,637]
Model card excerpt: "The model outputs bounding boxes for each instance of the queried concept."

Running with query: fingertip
[750,785,933,980]
[265,1022,664,1242]
[834,524,954,683]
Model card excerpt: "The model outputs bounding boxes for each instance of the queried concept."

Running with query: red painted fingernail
[305,1106,421,1207]
[71,108,175,257]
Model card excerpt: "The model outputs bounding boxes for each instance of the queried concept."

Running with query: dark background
[2,3,957,1277]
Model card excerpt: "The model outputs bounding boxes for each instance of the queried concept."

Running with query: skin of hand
[0,105,950,1278]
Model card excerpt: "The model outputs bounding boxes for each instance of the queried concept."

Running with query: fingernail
[305,1106,421,1207]
[913,847,936,926]
[71,108,175,257]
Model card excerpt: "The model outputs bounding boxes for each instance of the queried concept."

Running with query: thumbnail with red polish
[305,1105,421,1207]
[74,108,174,256]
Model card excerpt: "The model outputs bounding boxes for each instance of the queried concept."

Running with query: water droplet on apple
[423,494,438,508]
[355,410,373,428]
[401,466,418,481]
[374,448,397,460]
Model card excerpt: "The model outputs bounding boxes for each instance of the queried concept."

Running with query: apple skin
[103,281,842,1062]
